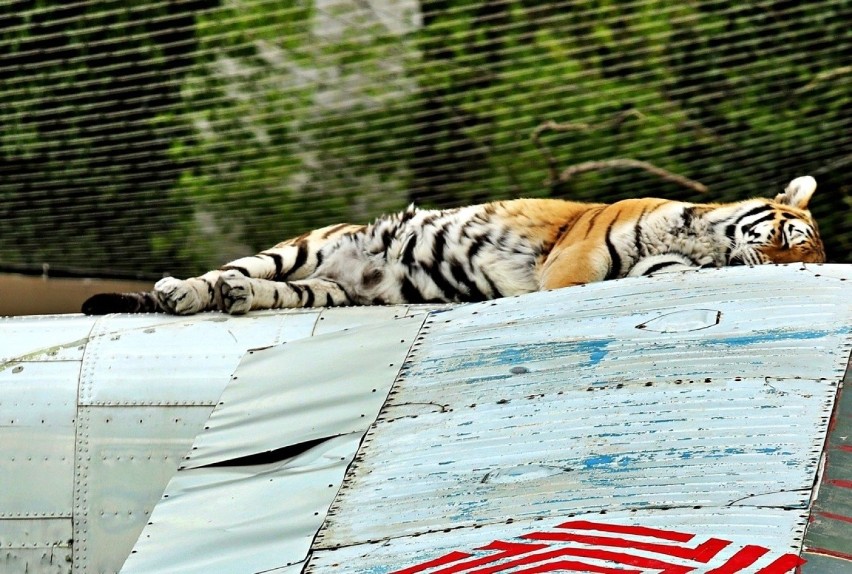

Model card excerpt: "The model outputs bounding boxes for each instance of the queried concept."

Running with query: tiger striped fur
[82,176,825,316]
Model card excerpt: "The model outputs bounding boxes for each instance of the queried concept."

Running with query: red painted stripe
[522,531,729,562]
[555,519,695,542]
[826,478,852,489]
[704,545,769,573]
[426,541,548,574]
[457,546,694,574]
[391,551,472,574]
[755,553,806,573]
[833,444,852,453]
[814,510,852,524]
[509,559,644,574]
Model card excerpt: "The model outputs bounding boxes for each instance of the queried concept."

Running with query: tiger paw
[154,277,205,315]
[215,271,253,315]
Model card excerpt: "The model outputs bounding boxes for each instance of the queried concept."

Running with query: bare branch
[557,159,708,194]
[531,109,645,183]
[796,66,852,94]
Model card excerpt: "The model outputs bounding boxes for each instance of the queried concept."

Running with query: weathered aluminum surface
[120,315,427,573]
[308,264,852,572]
[0,314,94,363]
[308,507,809,572]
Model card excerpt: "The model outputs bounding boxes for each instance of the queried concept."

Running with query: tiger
[82,175,825,316]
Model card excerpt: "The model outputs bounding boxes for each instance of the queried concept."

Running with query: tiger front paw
[215,271,253,315]
[154,277,205,315]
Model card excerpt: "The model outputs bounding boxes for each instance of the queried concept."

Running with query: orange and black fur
[83,176,824,316]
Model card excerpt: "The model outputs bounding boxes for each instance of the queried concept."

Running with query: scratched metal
[120,315,425,574]
[313,265,852,559]
[0,518,72,574]
[0,314,94,363]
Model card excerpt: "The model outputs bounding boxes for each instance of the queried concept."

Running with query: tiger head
[727,176,825,266]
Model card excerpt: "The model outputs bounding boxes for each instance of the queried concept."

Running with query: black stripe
[724,205,773,239]
[401,234,417,265]
[272,287,280,307]
[467,233,488,260]
[321,223,350,239]
[743,213,775,232]
[482,273,503,299]
[303,286,315,308]
[266,252,284,278]
[604,215,622,280]
[221,265,250,276]
[281,242,308,280]
[633,206,651,258]
[401,276,426,303]
[583,207,606,239]
[450,262,487,301]
[424,224,458,300]
[289,283,304,306]
[326,292,334,306]
[642,260,686,275]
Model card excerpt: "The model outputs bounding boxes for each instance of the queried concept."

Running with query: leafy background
[1,0,849,278]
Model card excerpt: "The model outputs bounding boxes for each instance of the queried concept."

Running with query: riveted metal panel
[182,314,427,469]
[312,265,852,562]
[120,434,362,574]
[78,311,320,406]
[313,304,413,336]
[0,362,78,517]
[0,518,72,574]
[120,314,427,573]
[0,314,95,363]
[75,406,215,574]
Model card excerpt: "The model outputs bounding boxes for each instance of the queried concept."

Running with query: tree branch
[557,159,708,194]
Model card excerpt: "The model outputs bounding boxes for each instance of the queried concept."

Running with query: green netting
[1,0,850,278]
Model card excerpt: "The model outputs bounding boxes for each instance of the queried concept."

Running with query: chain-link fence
[2,0,850,279]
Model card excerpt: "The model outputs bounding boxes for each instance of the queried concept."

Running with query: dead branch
[557,159,708,194]
[531,110,645,183]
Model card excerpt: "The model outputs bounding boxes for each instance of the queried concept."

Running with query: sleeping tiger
[82,175,824,316]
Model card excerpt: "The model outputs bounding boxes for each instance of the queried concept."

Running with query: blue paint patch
[419,338,613,373]
[583,454,615,469]
[706,326,849,349]
[680,451,694,459]
[755,447,781,454]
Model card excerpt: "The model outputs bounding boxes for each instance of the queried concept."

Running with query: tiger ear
[774,176,817,210]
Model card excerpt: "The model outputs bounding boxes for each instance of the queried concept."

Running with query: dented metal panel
[308,264,852,571]
[119,314,427,573]
[121,434,362,574]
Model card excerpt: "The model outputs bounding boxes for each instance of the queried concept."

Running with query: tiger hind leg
[215,272,351,314]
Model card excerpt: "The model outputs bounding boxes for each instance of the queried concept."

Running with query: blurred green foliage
[1,0,849,276]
